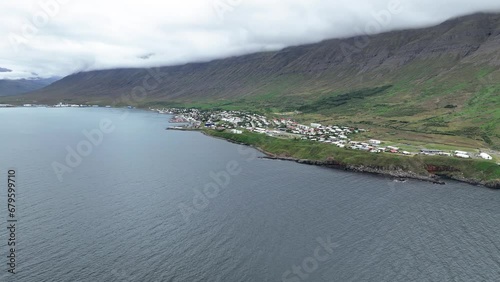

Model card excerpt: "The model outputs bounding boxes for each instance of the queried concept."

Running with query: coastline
[195,130,500,189]
[203,131,446,185]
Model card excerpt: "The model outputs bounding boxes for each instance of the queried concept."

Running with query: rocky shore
[262,155,446,185]
[200,131,499,189]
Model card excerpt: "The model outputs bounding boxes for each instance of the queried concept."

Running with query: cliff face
[18,13,500,104]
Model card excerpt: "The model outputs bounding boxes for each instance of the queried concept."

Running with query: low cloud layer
[1,0,500,79]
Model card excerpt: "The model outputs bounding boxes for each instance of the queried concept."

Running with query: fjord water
[1,108,500,282]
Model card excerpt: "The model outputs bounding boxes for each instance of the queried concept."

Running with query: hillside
[0,77,59,96]
[6,12,500,149]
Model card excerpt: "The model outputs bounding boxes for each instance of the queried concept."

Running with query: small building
[369,139,382,145]
[230,129,243,134]
[310,123,322,128]
[480,153,493,160]
[420,149,443,155]
[455,153,470,159]
[254,128,266,134]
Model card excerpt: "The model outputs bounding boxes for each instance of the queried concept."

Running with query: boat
[393,178,407,183]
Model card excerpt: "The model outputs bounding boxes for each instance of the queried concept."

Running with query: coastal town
[1,103,495,162]
[159,108,497,162]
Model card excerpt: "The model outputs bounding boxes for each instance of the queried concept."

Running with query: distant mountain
[0,77,60,96]
[8,12,500,147]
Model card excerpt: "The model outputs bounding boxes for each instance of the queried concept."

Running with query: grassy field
[205,130,500,186]
[151,64,499,153]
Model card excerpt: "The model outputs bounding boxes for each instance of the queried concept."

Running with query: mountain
[0,77,60,97]
[7,12,500,148]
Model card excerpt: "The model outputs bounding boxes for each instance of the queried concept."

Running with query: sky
[1,0,500,79]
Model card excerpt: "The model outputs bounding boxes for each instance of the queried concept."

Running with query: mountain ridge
[0,77,60,97]
[4,12,500,148]
[18,13,500,98]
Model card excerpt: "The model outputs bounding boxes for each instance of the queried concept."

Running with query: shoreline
[205,131,446,185]
[195,130,500,189]
[262,155,446,184]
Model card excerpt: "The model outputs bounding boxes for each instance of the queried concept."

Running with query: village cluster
[158,108,495,161]
[0,104,494,161]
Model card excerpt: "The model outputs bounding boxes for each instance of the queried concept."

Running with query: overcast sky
[1,0,500,79]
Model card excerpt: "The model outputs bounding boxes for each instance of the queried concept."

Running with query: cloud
[1,0,500,79]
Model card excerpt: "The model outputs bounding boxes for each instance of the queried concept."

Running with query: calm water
[0,108,499,282]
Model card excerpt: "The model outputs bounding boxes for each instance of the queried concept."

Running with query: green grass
[298,85,393,113]
[421,156,500,181]
[136,62,500,150]
[206,130,500,184]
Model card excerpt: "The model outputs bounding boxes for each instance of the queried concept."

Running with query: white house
[369,139,382,145]
[230,129,243,134]
[480,153,493,160]
[455,153,470,159]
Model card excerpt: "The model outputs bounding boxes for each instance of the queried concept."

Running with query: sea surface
[0,107,499,282]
